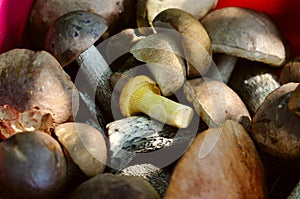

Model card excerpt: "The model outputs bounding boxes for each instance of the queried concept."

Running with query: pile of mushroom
[1,0,300,198]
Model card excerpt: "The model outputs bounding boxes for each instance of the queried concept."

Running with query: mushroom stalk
[76,45,116,114]
[120,75,194,128]
[136,88,193,128]
[215,54,238,83]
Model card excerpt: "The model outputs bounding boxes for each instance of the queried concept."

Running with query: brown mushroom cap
[201,7,286,66]
[45,10,107,67]
[136,0,218,32]
[130,32,186,96]
[280,57,300,84]
[251,82,300,159]
[184,78,251,129]
[0,49,79,125]
[288,84,300,117]
[164,120,266,198]
[29,0,135,47]
[54,122,107,177]
[69,173,160,199]
[153,8,212,77]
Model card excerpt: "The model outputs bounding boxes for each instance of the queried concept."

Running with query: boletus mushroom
[184,78,251,129]
[251,82,300,159]
[68,173,160,199]
[201,7,286,83]
[54,122,107,177]
[164,120,266,198]
[136,0,217,33]
[153,8,212,77]
[0,49,79,125]
[29,0,136,47]
[45,10,115,115]
[130,32,186,96]
[0,131,67,199]
[119,75,194,128]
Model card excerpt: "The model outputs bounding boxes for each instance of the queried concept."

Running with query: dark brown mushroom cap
[251,82,300,159]
[45,10,108,67]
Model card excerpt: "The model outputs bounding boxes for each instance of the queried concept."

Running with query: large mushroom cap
[0,49,79,125]
[201,7,286,66]
[45,10,108,67]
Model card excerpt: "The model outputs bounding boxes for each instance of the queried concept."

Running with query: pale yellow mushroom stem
[120,75,194,128]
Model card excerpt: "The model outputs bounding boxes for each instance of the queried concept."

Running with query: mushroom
[280,57,300,84]
[0,131,67,199]
[164,120,266,198]
[68,173,160,199]
[119,75,194,128]
[45,10,115,115]
[288,84,300,116]
[201,7,286,83]
[228,59,281,115]
[250,82,300,159]
[119,163,172,198]
[136,0,218,33]
[153,8,212,77]
[106,115,195,169]
[130,32,186,96]
[0,49,79,125]
[183,78,251,129]
[29,0,136,47]
[54,122,107,177]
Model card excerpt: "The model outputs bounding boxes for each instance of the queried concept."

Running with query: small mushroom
[164,120,266,198]
[45,11,115,115]
[0,49,79,125]
[153,8,212,77]
[280,57,300,84]
[183,78,251,129]
[0,131,67,199]
[251,82,300,159]
[29,0,136,47]
[54,122,107,177]
[119,75,194,128]
[130,32,186,96]
[201,7,286,83]
[136,0,217,33]
[288,84,300,116]
[68,173,160,199]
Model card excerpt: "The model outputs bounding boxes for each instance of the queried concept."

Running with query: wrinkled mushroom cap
[201,7,286,66]
[119,75,160,117]
[0,49,79,125]
[45,10,107,67]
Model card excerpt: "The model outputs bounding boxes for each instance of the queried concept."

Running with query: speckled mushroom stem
[76,45,117,115]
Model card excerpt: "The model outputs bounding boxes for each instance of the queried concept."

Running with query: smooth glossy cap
[45,10,107,67]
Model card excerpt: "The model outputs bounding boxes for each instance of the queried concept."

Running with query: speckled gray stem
[76,45,116,114]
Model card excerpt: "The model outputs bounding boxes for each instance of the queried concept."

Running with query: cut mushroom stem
[119,75,194,128]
